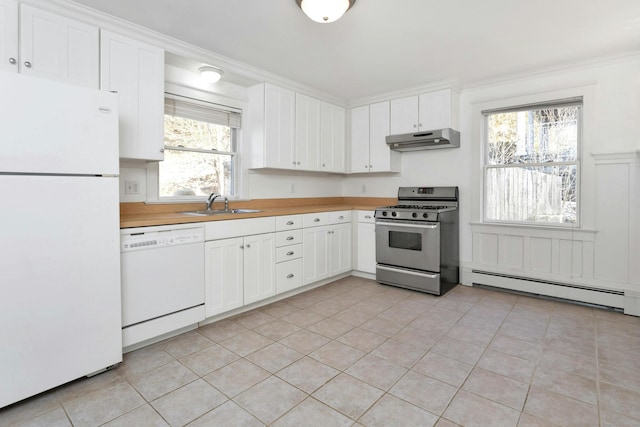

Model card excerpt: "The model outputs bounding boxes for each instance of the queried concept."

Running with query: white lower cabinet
[243,233,276,305]
[303,211,352,285]
[355,210,376,274]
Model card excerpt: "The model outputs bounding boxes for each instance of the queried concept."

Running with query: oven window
[389,231,422,251]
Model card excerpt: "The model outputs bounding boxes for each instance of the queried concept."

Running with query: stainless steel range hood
[386,128,460,152]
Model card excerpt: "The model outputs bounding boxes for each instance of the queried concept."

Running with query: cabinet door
[303,225,330,285]
[369,101,395,172]
[295,93,321,170]
[320,102,346,172]
[349,105,370,173]
[101,30,164,160]
[329,223,352,276]
[20,5,98,88]
[419,89,453,130]
[0,0,18,73]
[243,233,276,305]
[265,84,295,169]
[356,222,376,274]
[390,95,418,134]
[205,238,244,317]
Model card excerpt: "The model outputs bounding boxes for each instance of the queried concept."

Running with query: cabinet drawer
[330,210,352,224]
[276,229,302,247]
[276,258,303,293]
[276,244,302,263]
[276,215,303,231]
[303,212,330,228]
[205,217,275,241]
[357,210,375,223]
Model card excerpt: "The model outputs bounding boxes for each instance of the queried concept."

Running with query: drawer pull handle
[338,216,344,220]
[364,215,371,219]
[314,218,320,222]
[287,274,294,279]
[286,221,294,225]
[286,236,294,241]
[287,251,294,256]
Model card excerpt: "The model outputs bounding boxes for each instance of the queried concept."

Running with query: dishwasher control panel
[121,225,204,252]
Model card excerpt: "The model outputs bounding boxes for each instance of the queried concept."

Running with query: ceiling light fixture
[198,65,223,83]
[296,0,356,23]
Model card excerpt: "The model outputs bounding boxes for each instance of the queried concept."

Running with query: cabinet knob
[286,251,294,256]
[297,161,301,165]
[369,165,372,168]
[365,165,368,168]
[413,124,417,128]
[246,243,251,248]
[322,163,325,167]
[8,58,16,65]
[286,221,294,225]
[292,161,296,165]
[24,61,32,68]
[160,148,165,153]
[287,274,294,279]
[364,215,371,219]
[314,218,320,222]
[286,236,294,241]
[338,216,344,220]
[240,244,244,249]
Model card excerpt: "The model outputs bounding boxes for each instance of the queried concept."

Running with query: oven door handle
[377,265,439,279]
[376,221,439,230]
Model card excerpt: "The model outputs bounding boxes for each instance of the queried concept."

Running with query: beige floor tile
[377,304,423,324]
[392,325,441,350]
[351,299,393,316]
[412,352,472,388]
[276,356,339,393]
[389,370,457,416]
[0,393,60,427]
[370,339,426,368]
[309,340,366,371]
[160,331,215,359]
[599,408,640,427]
[430,337,485,365]
[409,313,455,337]
[435,297,475,314]
[332,307,374,326]
[517,413,561,427]
[307,317,354,339]
[179,343,239,376]
[129,360,198,401]
[498,320,546,344]
[14,408,71,427]
[281,309,325,327]
[359,394,438,427]
[151,379,227,427]
[523,386,599,427]
[245,342,303,373]
[234,376,306,424]
[537,350,596,379]
[337,327,386,352]
[118,346,176,380]
[284,293,323,309]
[196,319,248,342]
[278,329,331,354]
[346,354,407,391]
[542,335,596,359]
[598,345,640,371]
[599,382,640,422]
[307,300,346,317]
[102,404,168,427]
[359,317,405,338]
[234,310,276,329]
[312,373,384,420]
[477,349,535,383]
[599,359,640,393]
[218,330,273,357]
[489,334,541,362]
[64,382,145,427]
[55,369,125,404]
[252,319,301,341]
[259,301,297,318]
[203,359,270,398]
[187,401,262,427]
[272,397,352,427]
[443,390,520,427]
[445,324,495,348]
[462,368,529,410]
[434,418,462,427]
[532,366,597,405]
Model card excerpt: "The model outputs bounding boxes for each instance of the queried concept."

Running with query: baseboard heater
[471,270,624,310]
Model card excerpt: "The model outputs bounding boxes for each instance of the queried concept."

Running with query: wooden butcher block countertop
[120,197,396,228]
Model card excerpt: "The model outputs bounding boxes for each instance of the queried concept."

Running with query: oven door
[375,219,440,272]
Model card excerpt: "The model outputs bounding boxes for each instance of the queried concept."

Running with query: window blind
[164,94,241,128]
[482,97,583,115]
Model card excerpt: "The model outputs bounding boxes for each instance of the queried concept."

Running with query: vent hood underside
[386,128,460,152]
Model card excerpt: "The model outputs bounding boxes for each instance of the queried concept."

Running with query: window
[159,95,240,198]
[483,99,581,225]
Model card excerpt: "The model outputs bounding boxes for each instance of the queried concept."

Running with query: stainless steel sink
[182,209,261,216]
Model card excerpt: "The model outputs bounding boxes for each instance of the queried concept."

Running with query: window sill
[470,222,597,240]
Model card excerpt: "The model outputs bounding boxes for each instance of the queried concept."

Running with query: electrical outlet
[290,184,295,193]
[362,184,366,193]
[125,180,139,195]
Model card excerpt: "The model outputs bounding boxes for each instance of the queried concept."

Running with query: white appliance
[0,73,122,408]
[120,224,205,350]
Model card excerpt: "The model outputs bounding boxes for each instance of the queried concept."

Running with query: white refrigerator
[0,73,122,408]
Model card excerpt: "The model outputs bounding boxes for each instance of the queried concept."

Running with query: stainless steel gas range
[375,186,459,296]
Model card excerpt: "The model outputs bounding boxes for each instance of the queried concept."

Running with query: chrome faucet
[205,193,219,211]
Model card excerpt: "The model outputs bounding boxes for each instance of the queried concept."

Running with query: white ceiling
[72,0,640,102]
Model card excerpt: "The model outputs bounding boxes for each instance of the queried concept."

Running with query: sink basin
[182,209,261,216]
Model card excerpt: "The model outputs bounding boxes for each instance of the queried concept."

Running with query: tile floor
[2,275,640,426]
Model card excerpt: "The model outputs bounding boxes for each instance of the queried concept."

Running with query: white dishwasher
[120,223,205,349]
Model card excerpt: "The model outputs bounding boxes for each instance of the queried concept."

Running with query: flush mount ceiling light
[198,65,223,83]
[296,0,356,23]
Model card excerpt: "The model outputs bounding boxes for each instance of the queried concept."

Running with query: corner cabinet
[350,101,400,173]
[100,30,164,161]
[390,89,460,134]
[320,101,346,172]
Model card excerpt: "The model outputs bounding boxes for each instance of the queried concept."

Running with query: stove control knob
[412,212,417,218]
[423,213,429,218]
[382,211,388,216]
[391,212,397,217]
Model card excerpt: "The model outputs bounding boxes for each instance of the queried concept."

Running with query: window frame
[482,98,583,227]
[157,93,240,202]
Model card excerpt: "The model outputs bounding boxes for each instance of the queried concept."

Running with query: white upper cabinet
[247,83,296,169]
[390,89,460,134]
[295,93,321,170]
[350,101,400,173]
[12,4,99,87]
[320,101,345,172]
[100,30,165,160]
[0,0,17,73]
